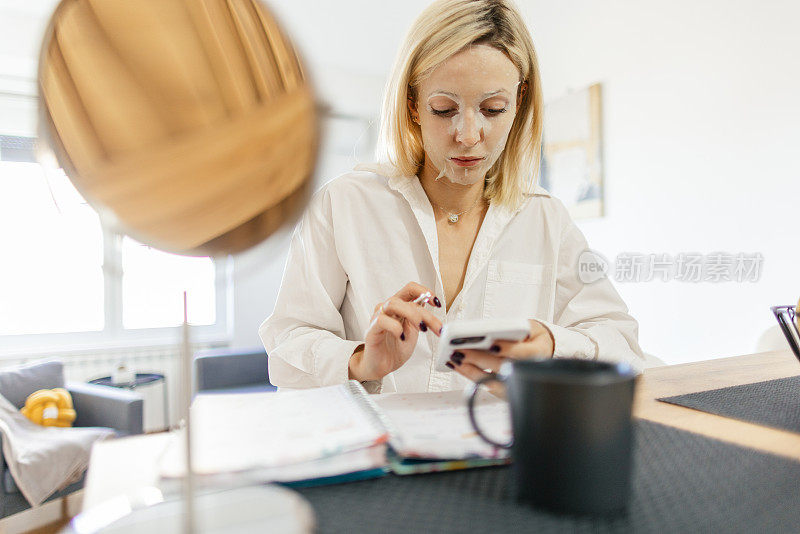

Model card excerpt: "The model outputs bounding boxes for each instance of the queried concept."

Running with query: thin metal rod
[181,291,195,534]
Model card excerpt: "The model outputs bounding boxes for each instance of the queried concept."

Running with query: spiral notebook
[370,387,511,474]
[159,381,510,484]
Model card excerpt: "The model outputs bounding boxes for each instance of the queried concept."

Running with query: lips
[450,156,484,167]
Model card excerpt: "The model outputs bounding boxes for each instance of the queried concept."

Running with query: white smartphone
[434,318,531,372]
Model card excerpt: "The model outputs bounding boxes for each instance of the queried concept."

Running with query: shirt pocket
[483,260,553,320]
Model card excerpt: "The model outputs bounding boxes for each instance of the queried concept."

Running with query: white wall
[0,0,57,137]
[232,0,800,364]
[523,0,800,362]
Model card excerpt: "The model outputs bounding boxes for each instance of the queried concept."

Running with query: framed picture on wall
[539,83,604,219]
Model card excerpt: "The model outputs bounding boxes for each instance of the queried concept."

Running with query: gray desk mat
[295,420,800,533]
[659,375,800,433]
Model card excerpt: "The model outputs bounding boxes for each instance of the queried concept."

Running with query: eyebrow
[429,89,509,99]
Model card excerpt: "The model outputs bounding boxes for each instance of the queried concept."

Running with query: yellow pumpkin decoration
[21,388,76,427]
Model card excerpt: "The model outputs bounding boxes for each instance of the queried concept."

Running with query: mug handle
[467,374,513,449]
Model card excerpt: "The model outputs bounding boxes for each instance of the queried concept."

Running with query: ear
[407,92,419,124]
[516,81,528,109]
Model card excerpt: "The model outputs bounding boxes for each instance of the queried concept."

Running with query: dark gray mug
[467,358,638,516]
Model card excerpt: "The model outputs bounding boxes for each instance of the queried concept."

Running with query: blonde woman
[260,0,645,393]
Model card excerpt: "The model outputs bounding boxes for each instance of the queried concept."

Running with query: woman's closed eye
[430,108,456,117]
[429,107,507,118]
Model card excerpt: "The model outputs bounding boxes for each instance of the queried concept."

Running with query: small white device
[434,318,531,372]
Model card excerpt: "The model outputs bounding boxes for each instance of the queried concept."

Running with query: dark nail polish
[400,332,405,341]
[419,322,427,332]
[490,345,501,353]
[433,297,442,308]
[439,326,444,335]
[450,352,464,365]
[445,361,455,369]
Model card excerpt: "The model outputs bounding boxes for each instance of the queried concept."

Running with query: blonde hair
[374,0,543,209]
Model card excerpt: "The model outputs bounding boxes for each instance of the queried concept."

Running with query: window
[0,159,104,336]
[121,236,217,330]
[0,138,230,356]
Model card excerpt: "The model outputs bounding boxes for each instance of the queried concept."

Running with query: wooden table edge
[634,349,800,461]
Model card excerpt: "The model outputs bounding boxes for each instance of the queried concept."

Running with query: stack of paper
[160,384,387,479]
[158,382,512,484]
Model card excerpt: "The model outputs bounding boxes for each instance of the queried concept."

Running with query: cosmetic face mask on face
[429,104,515,186]
[426,90,517,186]
[416,44,522,187]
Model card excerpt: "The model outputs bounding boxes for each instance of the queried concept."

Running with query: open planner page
[372,389,511,460]
[160,384,387,477]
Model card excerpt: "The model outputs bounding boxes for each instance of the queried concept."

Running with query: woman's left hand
[447,319,555,385]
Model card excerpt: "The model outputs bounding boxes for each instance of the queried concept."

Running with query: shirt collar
[530,184,551,198]
[356,162,551,200]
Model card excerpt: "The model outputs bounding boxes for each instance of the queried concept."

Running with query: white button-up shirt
[259,168,645,393]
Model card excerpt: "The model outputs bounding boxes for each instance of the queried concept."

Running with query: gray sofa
[0,360,144,518]
[194,347,276,395]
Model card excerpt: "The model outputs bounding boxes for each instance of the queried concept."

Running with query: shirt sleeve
[536,219,646,372]
[258,188,363,389]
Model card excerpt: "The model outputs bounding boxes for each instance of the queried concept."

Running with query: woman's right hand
[349,282,443,382]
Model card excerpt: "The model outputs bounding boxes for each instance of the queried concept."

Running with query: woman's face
[410,44,522,186]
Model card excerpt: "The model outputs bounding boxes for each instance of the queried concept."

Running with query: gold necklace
[430,195,484,223]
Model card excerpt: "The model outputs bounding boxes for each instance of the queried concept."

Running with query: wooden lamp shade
[38,0,318,256]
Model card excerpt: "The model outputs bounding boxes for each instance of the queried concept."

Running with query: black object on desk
[295,420,800,533]
[771,305,800,363]
[469,358,636,516]
[659,375,800,433]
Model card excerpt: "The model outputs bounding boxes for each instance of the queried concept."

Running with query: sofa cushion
[3,465,17,494]
[0,361,65,409]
